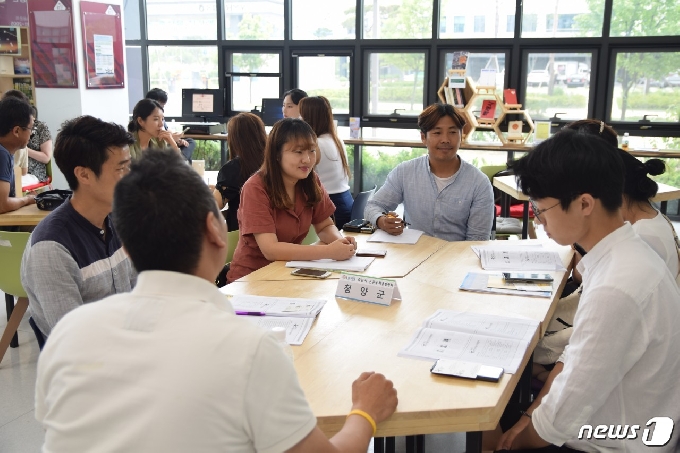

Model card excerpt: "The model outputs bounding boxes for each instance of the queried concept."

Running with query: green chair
[226,230,240,264]
[302,224,319,245]
[0,231,31,364]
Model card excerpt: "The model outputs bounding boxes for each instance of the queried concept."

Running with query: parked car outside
[664,73,680,87]
[565,73,590,88]
[527,70,550,87]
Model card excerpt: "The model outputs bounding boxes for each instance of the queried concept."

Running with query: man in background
[0,96,36,214]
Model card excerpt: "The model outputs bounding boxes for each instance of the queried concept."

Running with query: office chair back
[226,230,240,264]
[350,185,377,221]
[0,231,29,298]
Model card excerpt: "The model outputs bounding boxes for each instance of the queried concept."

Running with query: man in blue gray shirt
[21,116,137,343]
[365,103,494,241]
[0,97,36,214]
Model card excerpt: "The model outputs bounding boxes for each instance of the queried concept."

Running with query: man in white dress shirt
[495,129,680,453]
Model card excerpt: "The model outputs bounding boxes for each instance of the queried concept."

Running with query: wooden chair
[0,231,31,364]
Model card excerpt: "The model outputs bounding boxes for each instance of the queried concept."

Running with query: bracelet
[347,409,377,436]
[520,410,532,419]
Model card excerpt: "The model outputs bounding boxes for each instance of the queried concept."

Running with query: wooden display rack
[439,74,535,146]
[0,28,36,105]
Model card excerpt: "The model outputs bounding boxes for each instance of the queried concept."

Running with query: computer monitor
[261,98,284,126]
[181,89,224,121]
[0,27,20,55]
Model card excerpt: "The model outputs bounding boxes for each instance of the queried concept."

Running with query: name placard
[335,273,401,306]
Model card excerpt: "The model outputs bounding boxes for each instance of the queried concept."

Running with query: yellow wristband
[347,409,377,436]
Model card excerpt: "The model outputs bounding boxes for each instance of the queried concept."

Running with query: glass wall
[367,52,425,115]
[362,0,432,39]
[297,55,351,113]
[292,0,356,40]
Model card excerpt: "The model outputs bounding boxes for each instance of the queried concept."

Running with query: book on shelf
[504,88,518,105]
[450,51,469,71]
[480,100,497,119]
[508,120,524,139]
[13,58,30,75]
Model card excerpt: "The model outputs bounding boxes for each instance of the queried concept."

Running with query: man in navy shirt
[0,97,36,213]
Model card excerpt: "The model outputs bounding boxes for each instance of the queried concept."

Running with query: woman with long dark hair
[227,118,356,282]
[299,96,353,228]
[128,99,180,160]
[212,112,267,231]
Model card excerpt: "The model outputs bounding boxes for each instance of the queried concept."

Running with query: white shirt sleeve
[244,333,317,453]
[532,287,648,446]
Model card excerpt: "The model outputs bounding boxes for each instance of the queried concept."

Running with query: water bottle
[622,132,630,151]
[271,327,295,362]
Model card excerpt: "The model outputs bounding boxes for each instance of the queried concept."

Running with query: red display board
[0,0,29,27]
[80,1,124,89]
[28,0,78,88]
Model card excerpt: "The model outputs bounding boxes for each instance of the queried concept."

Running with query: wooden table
[226,240,573,447]
[0,204,50,227]
[239,233,445,281]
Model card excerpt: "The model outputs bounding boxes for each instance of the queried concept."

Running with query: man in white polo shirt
[35,149,398,452]
[494,129,680,452]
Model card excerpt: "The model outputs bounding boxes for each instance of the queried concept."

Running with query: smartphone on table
[290,268,331,279]
[502,272,553,283]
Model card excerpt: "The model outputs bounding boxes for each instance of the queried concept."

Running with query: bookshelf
[0,28,36,104]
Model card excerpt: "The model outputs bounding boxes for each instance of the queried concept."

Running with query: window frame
[223,48,283,116]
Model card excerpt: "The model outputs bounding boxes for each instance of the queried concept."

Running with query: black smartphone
[502,272,554,283]
[343,219,369,233]
[290,268,331,279]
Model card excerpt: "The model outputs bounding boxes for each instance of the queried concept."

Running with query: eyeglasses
[530,199,561,224]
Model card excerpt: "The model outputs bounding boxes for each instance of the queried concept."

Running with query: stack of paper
[460,272,553,298]
[472,245,565,271]
[221,295,328,345]
[285,256,375,272]
[399,310,539,373]
[367,229,424,244]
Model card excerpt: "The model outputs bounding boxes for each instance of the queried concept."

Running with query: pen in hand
[381,211,410,227]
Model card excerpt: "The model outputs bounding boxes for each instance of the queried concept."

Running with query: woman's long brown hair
[260,118,323,210]
[226,112,266,185]
[298,96,351,178]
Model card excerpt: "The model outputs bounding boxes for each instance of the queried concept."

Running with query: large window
[521,0,603,38]
[443,51,506,92]
[224,0,284,40]
[439,0,515,39]
[611,51,680,122]
[226,52,280,113]
[297,55,351,114]
[366,52,425,116]
[363,0,432,39]
[360,128,424,190]
[148,46,219,117]
[524,51,593,120]
[611,0,680,37]
[146,0,217,40]
[292,0,355,40]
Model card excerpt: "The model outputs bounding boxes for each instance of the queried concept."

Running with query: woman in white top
[299,96,354,228]
[567,120,679,280]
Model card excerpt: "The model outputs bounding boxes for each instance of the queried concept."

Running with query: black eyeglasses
[530,199,561,224]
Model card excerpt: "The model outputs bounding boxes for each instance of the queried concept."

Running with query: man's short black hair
[113,149,221,274]
[511,128,624,213]
[145,88,168,104]
[0,97,32,136]
[54,116,134,191]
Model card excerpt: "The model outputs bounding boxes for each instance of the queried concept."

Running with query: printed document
[243,316,314,345]
[285,256,375,272]
[399,310,539,373]
[224,294,326,318]
[367,229,424,244]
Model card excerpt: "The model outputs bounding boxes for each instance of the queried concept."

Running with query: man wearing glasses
[0,96,36,214]
[494,129,680,452]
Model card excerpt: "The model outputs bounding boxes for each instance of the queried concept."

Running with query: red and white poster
[80,1,124,88]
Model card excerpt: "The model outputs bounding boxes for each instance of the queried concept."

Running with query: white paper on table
[423,310,539,342]
[479,249,565,271]
[398,327,529,373]
[460,272,552,298]
[471,243,544,259]
[285,256,375,272]
[243,316,314,345]
[367,229,424,244]
[224,294,326,318]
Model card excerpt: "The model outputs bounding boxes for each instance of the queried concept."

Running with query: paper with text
[399,310,539,373]
[479,249,565,271]
[367,229,424,244]
[227,295,326,318]
[243,316,314,345]
[460,272,552,298]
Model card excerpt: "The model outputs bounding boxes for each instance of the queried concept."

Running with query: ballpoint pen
[381,211,411,227]
[235,311,267,316]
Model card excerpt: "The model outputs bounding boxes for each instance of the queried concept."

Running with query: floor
[4,220,679,452]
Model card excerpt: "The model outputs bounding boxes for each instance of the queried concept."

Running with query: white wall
[35,0,129,190]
